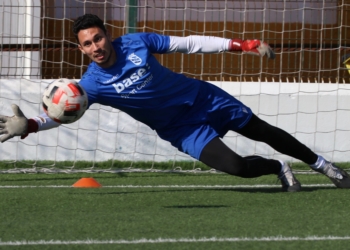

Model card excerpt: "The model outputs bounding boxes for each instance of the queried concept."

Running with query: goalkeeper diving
[1,14,349,192]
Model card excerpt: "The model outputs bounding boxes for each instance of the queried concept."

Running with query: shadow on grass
[70,186,337,196]
[163,205,230,209]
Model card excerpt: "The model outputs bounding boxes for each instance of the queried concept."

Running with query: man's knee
[199,137,249,176]
[216,155,248,176]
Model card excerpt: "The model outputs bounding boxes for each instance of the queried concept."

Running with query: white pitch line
[0,184,335,188]
[1,236,350,246]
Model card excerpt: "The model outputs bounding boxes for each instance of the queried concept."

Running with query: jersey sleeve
[32,112,60,131]
[168,36,231,54]
[137,33,171,54]
[79,69,99,108]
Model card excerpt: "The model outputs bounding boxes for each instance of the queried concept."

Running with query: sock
[278,160,284,175]
[310,155,326,170]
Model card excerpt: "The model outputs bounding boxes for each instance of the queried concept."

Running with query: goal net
[0,0,350,173]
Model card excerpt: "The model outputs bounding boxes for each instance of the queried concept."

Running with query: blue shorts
[156,82,253,160]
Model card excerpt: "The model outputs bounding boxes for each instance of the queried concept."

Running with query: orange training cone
[72,177,102,188]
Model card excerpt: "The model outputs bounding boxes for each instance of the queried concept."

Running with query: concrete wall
[0,79,349,163]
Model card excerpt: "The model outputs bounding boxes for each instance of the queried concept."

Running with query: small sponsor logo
[103,75,119,84]
[128,53,142,65]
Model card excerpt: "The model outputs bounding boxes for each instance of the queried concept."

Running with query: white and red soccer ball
[42,78,88,124]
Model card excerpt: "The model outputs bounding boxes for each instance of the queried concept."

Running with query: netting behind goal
[1,0,350,173]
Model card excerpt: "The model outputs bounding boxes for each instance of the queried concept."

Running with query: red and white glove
[228,39,275,59]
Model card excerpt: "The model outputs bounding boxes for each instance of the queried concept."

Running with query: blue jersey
[79,32,252,159]
[80,33,202,130]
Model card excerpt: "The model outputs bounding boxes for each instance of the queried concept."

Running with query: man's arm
[168,35,275,59]
[0,104,60,143]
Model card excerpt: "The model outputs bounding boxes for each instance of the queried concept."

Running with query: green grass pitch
[0,170,350,249]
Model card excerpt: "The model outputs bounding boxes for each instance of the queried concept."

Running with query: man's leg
[199,137,280,178]
[236,114,318,164]
[199,137,301,191]
[236,114,350,188]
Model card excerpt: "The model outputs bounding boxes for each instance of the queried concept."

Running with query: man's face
[77,26,115,68]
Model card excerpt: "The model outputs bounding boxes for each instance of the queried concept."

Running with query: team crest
[128,53,142,65]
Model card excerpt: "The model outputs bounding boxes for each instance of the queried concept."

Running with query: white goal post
[0,0,350,173]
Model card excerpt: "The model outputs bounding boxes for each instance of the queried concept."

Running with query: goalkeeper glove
[0,104,38,143]
[229,39,275,59]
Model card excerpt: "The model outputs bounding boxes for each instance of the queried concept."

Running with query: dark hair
[73,14,107,43]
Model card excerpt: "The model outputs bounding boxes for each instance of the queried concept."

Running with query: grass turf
[0,172,349,249]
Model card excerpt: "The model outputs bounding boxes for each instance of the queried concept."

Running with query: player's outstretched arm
[0,104,61,143]
[168,36,275,59]
[0,104,29,143]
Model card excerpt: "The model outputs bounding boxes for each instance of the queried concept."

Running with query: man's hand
[0,104,28,143]
[229,39,275,59]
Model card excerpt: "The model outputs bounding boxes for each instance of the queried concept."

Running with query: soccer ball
[42,78,88,124]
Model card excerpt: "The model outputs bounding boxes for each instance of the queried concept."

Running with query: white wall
[0,79,349,163]
[0,0,41,78]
